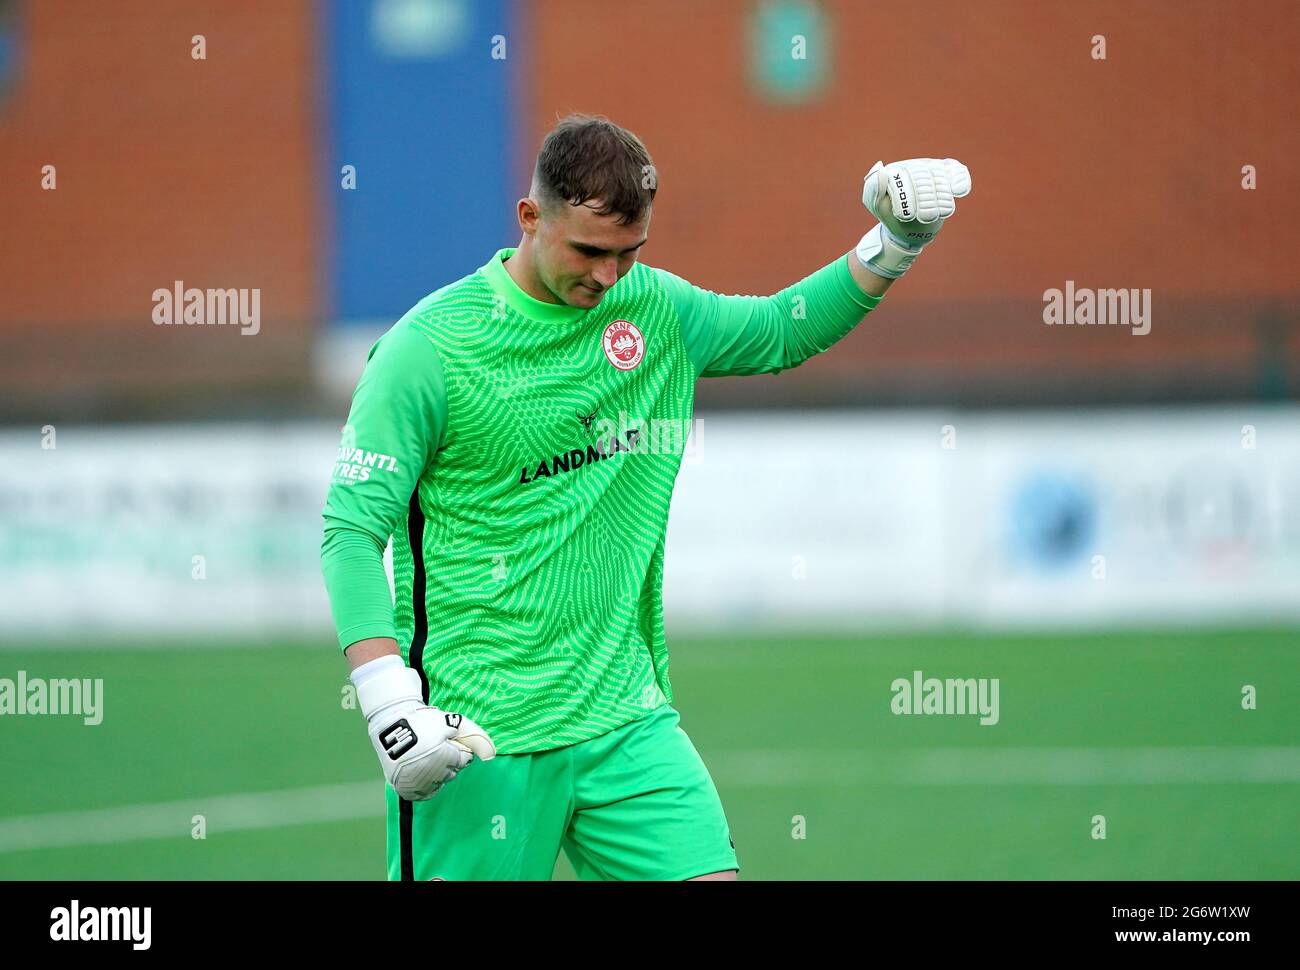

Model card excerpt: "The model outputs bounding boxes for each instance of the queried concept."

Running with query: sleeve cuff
[337,621,398,652]
[833,253,885,310]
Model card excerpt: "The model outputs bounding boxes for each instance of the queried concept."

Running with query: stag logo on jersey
[602,320,644,371]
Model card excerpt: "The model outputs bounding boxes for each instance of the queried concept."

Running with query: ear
[518,197,542,235]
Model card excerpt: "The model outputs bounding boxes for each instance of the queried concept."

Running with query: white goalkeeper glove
[352,655,496,801]
[856,157,972,279]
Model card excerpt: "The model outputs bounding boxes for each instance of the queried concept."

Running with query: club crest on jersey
[602,320,644,371]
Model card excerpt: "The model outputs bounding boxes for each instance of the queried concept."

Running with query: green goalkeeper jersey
[321,247,881,752]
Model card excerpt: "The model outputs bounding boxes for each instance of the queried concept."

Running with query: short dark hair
[533,114,656,226]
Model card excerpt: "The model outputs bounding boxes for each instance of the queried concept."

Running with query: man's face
[530,199,651,309]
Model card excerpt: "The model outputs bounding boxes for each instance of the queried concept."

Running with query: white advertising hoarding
[0,406,1296,640]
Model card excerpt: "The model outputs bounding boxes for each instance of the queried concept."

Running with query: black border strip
[399,798,414,882]
[399,488,430,882]
[405,489,431,703]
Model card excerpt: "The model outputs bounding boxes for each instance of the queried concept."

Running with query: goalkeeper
[321,114,970,881]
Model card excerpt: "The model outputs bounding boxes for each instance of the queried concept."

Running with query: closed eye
[571,240,647,258]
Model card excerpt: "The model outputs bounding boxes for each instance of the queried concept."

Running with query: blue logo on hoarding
[1006,470,1096,570]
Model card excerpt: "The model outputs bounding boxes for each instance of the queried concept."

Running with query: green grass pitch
[0,629,1296,879]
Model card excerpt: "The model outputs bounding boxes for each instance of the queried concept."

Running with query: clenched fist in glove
[352,654,496,801]
[856,158,972,279]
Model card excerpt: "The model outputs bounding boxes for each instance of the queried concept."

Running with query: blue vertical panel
[0,0,23,106]
[324,0,518,323]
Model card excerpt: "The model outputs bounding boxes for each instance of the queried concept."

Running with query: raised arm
[656,254,886,379]
[660,157,971,380]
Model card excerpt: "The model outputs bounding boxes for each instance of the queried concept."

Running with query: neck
[504,237,563,305]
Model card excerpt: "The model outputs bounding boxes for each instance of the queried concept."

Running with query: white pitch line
[0,781,381,854]
[1,747,1298,854]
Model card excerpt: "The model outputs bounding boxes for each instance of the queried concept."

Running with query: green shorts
[385,703,739,881]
